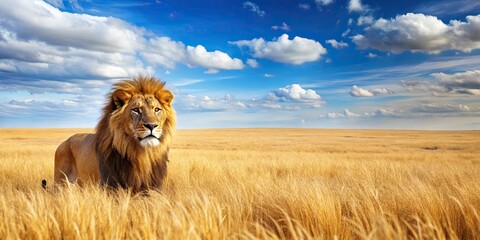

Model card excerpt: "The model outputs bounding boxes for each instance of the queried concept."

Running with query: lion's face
[126,94,166,147]
[111,86,174,149]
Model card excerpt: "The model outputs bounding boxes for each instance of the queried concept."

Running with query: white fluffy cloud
[349,85,394,97]
[141,37,186,69]
[373,108,397,117]
[326,39,349,49]
[0,0,153,80]
[348,0,368,13]
[185,45,244,73]
[349,85,374,97]
[0,26,152,80]
[353,13,480,53]
[357,15,374,26]
[1,0,143,54]
[402,69,480,95]
[0,0,244,92]
[273,84,321,101]
[230,34,327,65]
[431,70,480,91]
[142,38,244,73]
[264,84,324,108]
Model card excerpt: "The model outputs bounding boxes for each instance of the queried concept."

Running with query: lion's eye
[154,107,161,113]
[132,108,140,114]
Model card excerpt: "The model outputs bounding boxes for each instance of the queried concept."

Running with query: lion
[53,76,176,192]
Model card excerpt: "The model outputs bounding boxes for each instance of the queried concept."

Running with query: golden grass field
[0,128,479,239]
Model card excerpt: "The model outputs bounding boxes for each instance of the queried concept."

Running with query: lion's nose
[144,123,158,130]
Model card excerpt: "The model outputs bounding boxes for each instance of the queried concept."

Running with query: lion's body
[54,133,99,184]
[54,76,175,192]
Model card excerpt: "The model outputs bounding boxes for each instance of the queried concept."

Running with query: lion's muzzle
[138,128,162,147]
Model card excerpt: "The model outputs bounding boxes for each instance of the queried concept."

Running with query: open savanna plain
[0,128,479,239]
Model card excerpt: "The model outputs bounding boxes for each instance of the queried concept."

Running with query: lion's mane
[95,76,176,191]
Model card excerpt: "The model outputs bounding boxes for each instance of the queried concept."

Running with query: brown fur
[54,76,176,192]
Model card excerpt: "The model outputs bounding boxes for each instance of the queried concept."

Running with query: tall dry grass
[0,128,479,239]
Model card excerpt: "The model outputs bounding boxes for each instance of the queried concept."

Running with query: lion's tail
[42,179,47,190]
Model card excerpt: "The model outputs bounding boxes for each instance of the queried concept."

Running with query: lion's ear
[157,89,174,107]
[112,90,132,109]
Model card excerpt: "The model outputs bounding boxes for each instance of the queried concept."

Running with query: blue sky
[1,0,480,129]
